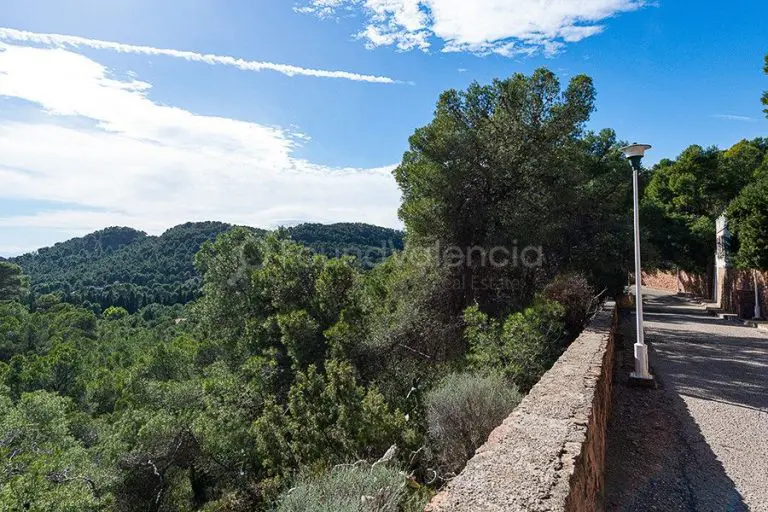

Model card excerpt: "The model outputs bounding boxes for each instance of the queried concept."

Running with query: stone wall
[641,268,767,319]
[425,303,617,512]
[640,269,711,298]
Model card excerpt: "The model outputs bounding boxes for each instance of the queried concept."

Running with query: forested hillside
[7,222,404,312]
[287,223,404,266]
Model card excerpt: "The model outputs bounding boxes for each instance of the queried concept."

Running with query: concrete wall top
[425,302,617,512]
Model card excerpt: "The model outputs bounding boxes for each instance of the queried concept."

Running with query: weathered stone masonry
[425,302,617,512]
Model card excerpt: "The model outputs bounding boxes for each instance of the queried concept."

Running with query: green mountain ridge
[7,221,404,312]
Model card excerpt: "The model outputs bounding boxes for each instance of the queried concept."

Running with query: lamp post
[620,143,654,382]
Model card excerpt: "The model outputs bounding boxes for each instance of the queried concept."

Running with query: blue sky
[0,0,766,256]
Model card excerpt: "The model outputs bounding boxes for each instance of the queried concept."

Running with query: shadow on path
[643,293,768,412]
[604,291,755,511]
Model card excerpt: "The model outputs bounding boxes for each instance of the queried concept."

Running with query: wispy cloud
[298,0,648,57]
[0,27,399,84]
[712,114,757,122]
[0,43,402,245]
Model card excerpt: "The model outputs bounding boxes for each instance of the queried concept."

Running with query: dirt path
[605,289,768,511]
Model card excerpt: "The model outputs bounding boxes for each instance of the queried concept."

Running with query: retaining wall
[641,270,711,298]
[425,302,618,512]
[641,268,767,319]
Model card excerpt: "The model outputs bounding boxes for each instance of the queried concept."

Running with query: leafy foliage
[0,391,110,511]
[286,223,404,269]
[727,175,768,270]
[395,69,634,314]
[0,225,580,510]
[255,361,409,478]
[465,298,566,391]
[643,146,726,272]
[11,223,231,313]
[763,54,768,118]
[353,247,464,395]
[542,273,596,337]
[642,139,767,272]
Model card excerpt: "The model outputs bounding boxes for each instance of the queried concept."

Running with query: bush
[542,273,596,336]
[465,297,566,391]
[425,372,521,480]
[275,464,427,512]
[248,360,413,499]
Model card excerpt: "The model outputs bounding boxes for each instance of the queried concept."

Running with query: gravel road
[605,289,768,511]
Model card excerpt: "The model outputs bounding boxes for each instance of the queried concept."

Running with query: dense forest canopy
[6,222,405,313]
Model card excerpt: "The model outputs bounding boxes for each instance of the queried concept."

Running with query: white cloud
[295,0,352,18]
[299,0,646,56]
[712,114,757,122]
[0,43,402,240]
[0,26,399,84]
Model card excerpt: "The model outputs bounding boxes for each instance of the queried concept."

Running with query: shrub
[424,372,521,480]
[275,464,427,512]
[465,297,566,390]
[542,273,596,336]
[248,360,414,500]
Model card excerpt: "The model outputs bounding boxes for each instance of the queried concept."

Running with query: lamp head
[619,143,652,171]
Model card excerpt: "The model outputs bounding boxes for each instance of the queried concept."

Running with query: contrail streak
[0,27,399,84]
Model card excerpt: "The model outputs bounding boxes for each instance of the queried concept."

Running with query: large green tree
[723,138,768,180]
[395,68,632,313]
[194,228,359,371]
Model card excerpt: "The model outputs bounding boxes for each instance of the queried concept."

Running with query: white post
[632,165,650,379]
[754,270,762,320]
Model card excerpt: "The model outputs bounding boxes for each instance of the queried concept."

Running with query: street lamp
[620,143,654,382]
